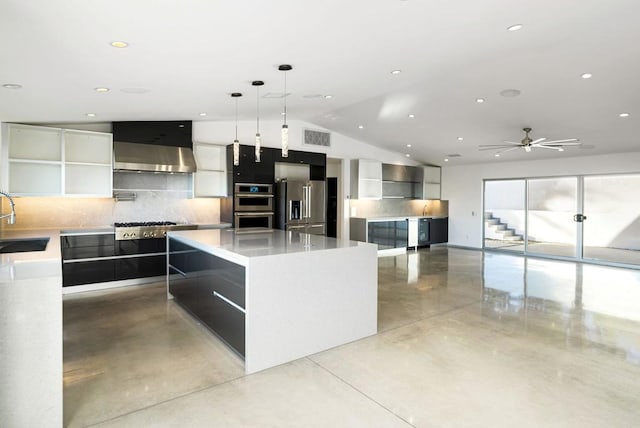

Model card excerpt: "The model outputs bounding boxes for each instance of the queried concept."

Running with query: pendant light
[231,92,242,166]
[252,80,264,162]
[279,64,292,158]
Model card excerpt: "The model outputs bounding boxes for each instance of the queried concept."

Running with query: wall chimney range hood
[112,121,197,173]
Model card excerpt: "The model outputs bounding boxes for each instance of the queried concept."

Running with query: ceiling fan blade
[544,142,582,147]
[501,141,524,145]
[496,146,521,154]
[479,144,515,147]
[536,145,564,151]
[530,138,547,145]
[543,138,579,144]
[479,145,515,151]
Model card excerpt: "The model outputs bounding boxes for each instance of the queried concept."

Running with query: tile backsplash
[0,172,221,230]
[349,198,448,218]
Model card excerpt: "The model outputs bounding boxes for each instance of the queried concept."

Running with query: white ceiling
[1,0,639,166]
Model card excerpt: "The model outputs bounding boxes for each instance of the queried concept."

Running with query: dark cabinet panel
[168,239,246,357]
[115,255,166,280]
[62,232,170,286]
[429,218,448,244]
[63,260,115,286]
[418,217,448,245]
[367,220,408,250]
[228,145,274,184]
[61,234,115,260]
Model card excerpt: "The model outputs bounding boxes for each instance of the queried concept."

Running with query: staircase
[484,212,523,241]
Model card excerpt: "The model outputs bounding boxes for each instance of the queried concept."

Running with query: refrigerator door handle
[306,184,312,218]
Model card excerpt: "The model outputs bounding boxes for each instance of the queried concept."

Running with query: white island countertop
[167,228,378,374]
[167,228,368,266]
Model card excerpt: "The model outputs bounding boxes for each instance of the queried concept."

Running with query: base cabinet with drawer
[61,232,168,287]
[168,238,246,357]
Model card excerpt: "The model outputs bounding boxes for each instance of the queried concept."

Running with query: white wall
[442,151,640,248]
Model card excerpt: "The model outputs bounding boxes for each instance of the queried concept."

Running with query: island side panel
[244,243,378,374]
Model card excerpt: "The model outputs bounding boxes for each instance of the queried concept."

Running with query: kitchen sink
[0,237,50,253]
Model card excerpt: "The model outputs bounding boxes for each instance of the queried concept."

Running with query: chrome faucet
[422,202,429,216]
[0,190,16,225]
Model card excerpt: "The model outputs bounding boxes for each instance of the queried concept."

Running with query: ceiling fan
[479,127,581,156]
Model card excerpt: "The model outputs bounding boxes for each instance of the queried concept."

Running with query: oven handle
[235,193,273,198]
[234,212,274,216]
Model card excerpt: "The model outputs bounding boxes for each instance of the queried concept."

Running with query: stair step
[501,235,523,241]
[486,218,500,225]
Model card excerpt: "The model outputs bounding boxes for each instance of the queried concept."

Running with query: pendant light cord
[256,86,260,134]
[235,97,239,140]
[283,71,287,126]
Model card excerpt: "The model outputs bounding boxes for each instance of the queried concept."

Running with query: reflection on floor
[63,247,640,427]
[485,239,640,265]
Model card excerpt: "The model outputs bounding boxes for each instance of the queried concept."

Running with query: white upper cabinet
[193,143,227,197]
[423,165,441,200]
[6,123,113,197]
[351,159,382,200]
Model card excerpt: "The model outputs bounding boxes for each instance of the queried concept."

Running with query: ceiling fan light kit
[479,127,580,156]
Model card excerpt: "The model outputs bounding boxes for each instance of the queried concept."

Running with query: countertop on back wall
[0,227,63,428]
[350,215,448,222]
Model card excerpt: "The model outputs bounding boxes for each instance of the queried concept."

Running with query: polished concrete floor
[63,247,640,427]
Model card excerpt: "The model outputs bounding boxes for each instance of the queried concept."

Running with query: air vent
[304,129,331,147]
[446,153,462,158]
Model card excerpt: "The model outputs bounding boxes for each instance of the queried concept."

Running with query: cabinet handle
[213,291,246,314]
[168,264,187,277]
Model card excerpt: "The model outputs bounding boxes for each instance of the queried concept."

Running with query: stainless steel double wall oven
[233,183,274,229]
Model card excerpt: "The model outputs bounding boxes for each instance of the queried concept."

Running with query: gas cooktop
[114,221,196,240]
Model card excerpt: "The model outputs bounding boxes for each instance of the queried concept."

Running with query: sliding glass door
[583,174,640,265]
[526,177,578,258]
[485,174,640,267]
[484,180,525,252]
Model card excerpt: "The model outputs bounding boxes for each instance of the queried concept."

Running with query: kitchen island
[167,228,378,374]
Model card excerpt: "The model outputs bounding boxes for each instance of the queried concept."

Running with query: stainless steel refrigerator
[275,180,326,235]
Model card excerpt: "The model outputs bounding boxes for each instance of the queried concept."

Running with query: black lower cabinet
[115,255,166,281]
[367,220,408,250]
[61,232,170,287]
[63,259,116,286]
[418,217,449,246]
[168,238,246,357]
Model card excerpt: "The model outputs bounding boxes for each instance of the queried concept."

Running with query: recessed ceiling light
[358,125,364,129]
[559,148,565,152]
[405,154,410,157]
[390,69,402,75]
[199,113,207,117]
[476,98,485,103]
[444,158,449,162]
[619,112,630,118]
[324,95,333,99]
[408,114,415,118]
[86,113,96,117]
[495,153,500,157]
[94,87,110,93]
[457,137,464,141]
[110,41,129,48]
[507,24,523,32]
[406,144,412,148]
[2,83,22,89]
[499,89,521,97]
[581,73,593,79]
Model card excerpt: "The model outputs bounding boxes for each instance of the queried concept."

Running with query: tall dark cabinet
[326,177,338,238]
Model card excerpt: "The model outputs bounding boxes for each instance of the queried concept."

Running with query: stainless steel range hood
[113,141,197,173]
